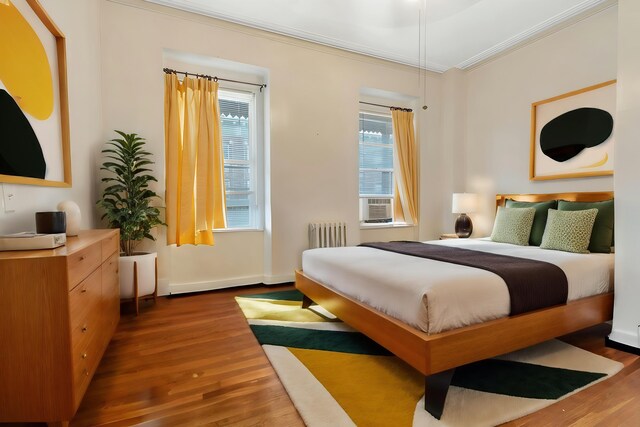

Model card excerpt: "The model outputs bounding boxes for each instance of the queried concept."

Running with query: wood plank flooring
[73,284,303,427]
[11,284,639,426]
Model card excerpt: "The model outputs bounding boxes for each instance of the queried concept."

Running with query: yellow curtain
[391,109,418,224]
[164,73,226,246]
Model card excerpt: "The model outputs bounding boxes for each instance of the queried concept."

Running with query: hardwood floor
[504,323,640,427]
[9,284,638,426]
[73,284,304,427]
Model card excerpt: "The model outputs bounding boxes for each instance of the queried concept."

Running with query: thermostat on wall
[0,232,66,251]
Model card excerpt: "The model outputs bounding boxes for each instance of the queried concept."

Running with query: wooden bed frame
[295,191,614,419]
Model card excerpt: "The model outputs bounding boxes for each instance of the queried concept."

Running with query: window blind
[359,112,394,197]
[219,92,254,228]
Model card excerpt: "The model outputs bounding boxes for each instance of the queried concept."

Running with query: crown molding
[144,0,448,73]
[456,0,616,70]
[145,0,614,74]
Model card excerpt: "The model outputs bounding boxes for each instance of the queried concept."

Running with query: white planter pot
[119,252,157,299]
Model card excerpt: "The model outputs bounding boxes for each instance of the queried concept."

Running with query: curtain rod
[163,68,267,92]
[359,101,413,112]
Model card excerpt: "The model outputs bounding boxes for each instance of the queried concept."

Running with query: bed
[295,192,614,419]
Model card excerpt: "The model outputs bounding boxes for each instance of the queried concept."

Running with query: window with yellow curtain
[358,108,418,225]
[164,73,226,246]
[391,108,418,225]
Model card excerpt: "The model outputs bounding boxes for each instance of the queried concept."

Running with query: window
[219,90,260,229]
[359,112,394,222]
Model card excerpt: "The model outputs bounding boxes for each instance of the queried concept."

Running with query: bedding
[301,238,614,334]
[360,241,568,315]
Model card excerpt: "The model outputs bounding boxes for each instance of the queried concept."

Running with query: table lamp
[452,193,477,238]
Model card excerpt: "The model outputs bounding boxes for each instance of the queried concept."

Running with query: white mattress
[301,238,614,334]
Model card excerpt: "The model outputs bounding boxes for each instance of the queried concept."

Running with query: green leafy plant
[97,131,164,256]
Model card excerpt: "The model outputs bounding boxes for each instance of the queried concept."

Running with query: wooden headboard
[496,192,614,209]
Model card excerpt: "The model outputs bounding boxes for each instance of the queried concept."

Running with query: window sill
[213,228,264,233]
[359,222,415,230]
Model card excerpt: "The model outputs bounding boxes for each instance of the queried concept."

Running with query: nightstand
[439,233,459,240]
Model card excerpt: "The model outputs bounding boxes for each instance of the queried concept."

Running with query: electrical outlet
[2,184,17,213]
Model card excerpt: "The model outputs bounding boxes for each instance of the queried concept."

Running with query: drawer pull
[84,368,89,377]
[79,256,86,261]
[81,325,88,333]
[81,288,87,294]
[82,352,88,359]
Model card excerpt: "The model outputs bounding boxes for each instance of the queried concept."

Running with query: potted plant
[97,131,164,314]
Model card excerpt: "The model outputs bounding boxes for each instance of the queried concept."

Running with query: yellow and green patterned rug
[236,290,622,427]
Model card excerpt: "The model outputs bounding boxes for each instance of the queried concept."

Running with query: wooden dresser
[0,229,120,426]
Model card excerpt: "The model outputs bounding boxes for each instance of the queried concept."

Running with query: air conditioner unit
[360,197,393,223]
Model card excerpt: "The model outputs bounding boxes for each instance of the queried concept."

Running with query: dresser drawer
[69,268,102,343]
[102,253,120,339]
[102,252,119,293]
[101,231,119,262]
[70,269,103,405]
[72,339,91,399]
[71,329,102,406]
[67,242,102,290]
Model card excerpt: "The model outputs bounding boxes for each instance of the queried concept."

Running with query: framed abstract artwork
[530,80,616,181]
[0,0,71,187]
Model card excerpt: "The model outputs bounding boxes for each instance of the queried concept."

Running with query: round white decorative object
[57,200,81,236]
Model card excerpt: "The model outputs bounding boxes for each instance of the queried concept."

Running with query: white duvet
[301,238,614,334]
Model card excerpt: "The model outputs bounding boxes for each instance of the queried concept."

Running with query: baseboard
[167,273,295,295]
[605,336,640,355]
[157,278,170,296]
[169,275,264,295]
[263,273,295,285]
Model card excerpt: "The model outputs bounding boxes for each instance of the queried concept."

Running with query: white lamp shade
[452,193,477,214]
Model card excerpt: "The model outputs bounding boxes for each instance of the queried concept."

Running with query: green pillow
[490,206,535,246]
[505,199,557,246]
[540,209,598,253]
[558,199,614,253]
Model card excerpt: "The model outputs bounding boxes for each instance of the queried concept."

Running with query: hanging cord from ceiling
[419,2,428,111]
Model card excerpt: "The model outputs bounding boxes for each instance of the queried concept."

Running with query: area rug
[236,290,622,427]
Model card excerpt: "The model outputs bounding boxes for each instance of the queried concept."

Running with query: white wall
[99,0,444,294]
[0,0,103,234]
[610,0,640,350]
[464,7,617,236]
[437,68,468,235]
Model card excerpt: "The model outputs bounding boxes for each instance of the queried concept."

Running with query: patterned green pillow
[540,209,598,253]
[558,199,614,253]
[490,206,535,246]
[505,199,557,246]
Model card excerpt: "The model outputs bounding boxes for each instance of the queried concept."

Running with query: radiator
[308,222,347,249]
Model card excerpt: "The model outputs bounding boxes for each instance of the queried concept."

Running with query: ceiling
[145,0,613,72]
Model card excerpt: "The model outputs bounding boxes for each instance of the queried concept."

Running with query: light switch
[2,184,17,213]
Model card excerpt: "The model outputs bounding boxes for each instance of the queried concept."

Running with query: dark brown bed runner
[359,241,568,315]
